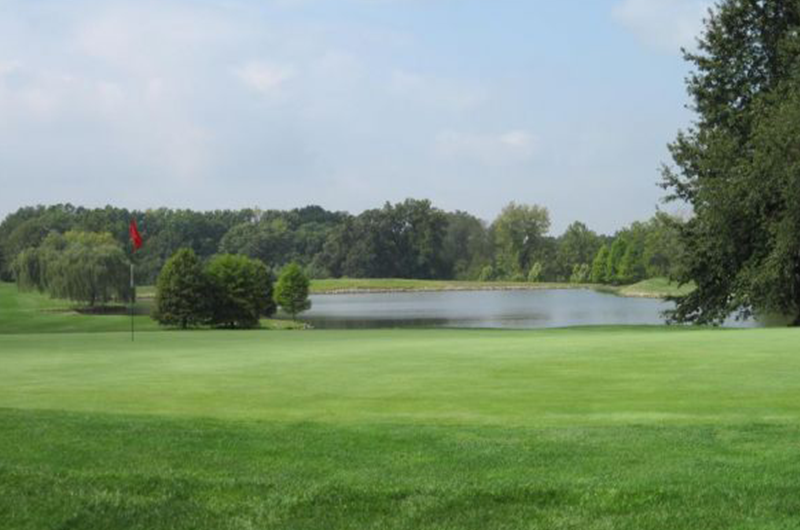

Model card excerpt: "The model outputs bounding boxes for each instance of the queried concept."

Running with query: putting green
[1,326,800,426]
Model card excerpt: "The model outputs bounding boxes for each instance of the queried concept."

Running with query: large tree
[663,0,800,324]
[556,221,601,281]
[13,231,131,307]
[491,202,551,278]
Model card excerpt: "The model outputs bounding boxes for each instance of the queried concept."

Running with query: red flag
[129,219,143,251]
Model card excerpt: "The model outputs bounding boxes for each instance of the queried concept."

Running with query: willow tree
[13,231,131,307]
[663,0,800,324]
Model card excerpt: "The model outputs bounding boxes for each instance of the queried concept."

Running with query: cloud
[434,129,538,166]
[389,69,486,111]
[234,61,296,95]
[612,0,712,53]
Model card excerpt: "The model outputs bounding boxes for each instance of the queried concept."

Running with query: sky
[0,0,712,234]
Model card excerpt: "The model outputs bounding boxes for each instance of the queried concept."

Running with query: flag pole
[129,218,143,342]
[130,260,135,342]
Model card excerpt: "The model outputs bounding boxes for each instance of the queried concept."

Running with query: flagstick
[130,261,135,342]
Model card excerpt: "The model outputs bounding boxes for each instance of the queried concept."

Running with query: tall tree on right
[662,0,800,325]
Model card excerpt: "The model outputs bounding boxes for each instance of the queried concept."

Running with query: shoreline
[311,284,669,299]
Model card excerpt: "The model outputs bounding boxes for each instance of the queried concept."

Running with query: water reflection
[300,289,725,330]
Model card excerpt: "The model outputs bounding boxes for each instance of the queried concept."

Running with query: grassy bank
[309,278,583,294]
[2,326,800,528]
[310,277,692,299]
[613,277,696,298]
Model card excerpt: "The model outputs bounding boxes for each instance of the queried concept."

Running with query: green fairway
[2,325,800,528]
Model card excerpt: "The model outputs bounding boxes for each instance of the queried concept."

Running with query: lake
[300,289,750,329]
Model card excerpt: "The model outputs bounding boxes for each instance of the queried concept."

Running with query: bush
[478,265,495,282]
[207,254,275,329]
[527,262,543,283]
[274,263,312,320]
[570,263,591,284]
[154,248,211,329]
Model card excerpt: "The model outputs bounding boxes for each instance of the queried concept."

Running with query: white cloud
[612,0,712,53]
[435,129,538,165]
[234,61,296,95]
[389,69,486,111]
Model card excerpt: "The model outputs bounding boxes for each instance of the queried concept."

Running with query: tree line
[0,200,684,288]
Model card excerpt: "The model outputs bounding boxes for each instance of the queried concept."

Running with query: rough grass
[2,326,800,528]
[616,278,695,299]
[309,278,691,300]
[0,283,302,334]
[310,278,595,294]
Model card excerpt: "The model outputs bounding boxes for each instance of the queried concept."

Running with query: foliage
[274,262,312,319]
[570,263,591,284]
[491,202,550,277]
[442,211,493,280]
[317,199,450,280]
[12,231,131,307]
[591,245,610,284]
[0,201,684,286]
[605,238,628,285]
[643,213,684,278]
[153,249,211,329]
[478,265,495,282]
[661,0,800,325]
[527,262,543,283]
[206,254,275,328]
[556,222,601,280]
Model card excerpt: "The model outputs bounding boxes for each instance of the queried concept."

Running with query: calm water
[302,289,759,329]
[302,289,685,329]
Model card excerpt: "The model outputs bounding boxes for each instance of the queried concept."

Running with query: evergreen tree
[154,248,210,329]
[274,263,312,320]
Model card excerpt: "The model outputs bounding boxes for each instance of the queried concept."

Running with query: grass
[2,323,800,528]
[616,278,695,298]
[1,281,795,528]
[310,277,588,294]
[0,283,303,334]
[0,283,161,334]
[309,277,693,299]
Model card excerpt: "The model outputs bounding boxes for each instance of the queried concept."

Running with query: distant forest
[0,200,683,286]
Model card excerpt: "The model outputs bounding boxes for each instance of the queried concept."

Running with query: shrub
[274,263,312,320]
[570,263,591,284]
[527,262,543,283]
[478,265,495,282]
[154,248,211,329]
[207,254,275,328]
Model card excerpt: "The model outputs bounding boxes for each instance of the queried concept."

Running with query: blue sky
[0,0,711,234]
